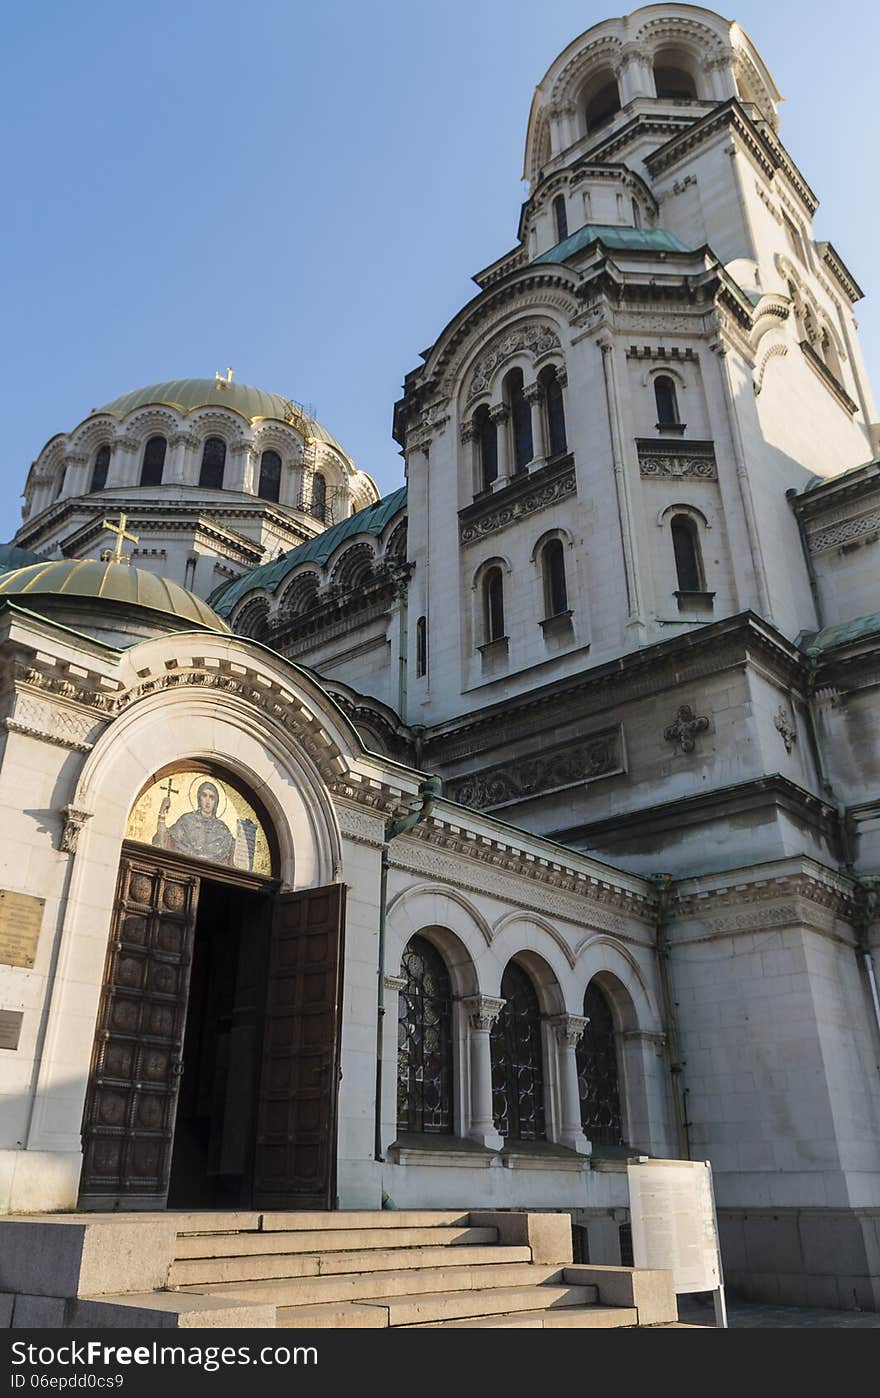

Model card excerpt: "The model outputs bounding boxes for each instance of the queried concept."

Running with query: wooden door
[253,883,346,1210]
[79,857,199,1209]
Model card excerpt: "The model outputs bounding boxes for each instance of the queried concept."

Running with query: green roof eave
[210,485,407,617]
[533,223,693,265]
[801,611,880,654]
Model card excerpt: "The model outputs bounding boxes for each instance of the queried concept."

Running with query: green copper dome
[0,559,231,633]
[97,378,346,452]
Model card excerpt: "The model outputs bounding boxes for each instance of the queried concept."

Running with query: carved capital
[60,806,93,854]
[522,382,543,406]
[549,1013,589,1048]
[459,419,478,444]
[384,974,407,993]
[489,403,510,424]
[463,995,506,1032]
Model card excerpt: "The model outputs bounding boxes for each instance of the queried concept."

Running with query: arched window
[553,194,568,243]
[577,981,623,1147]
[140,436,166,486]
[505,368,532,472]
[416,615,427,677]
[585,74,620,132]
[198,436,226,490]
[311,473,326,522]
[474,405,498,491]
[90,445,111,493]
[490,961,546,1141]
[484,567,505,642]
[541,538,568,617]
[671,514,704,592]
[654,375,680,428]
[820,328,842,381]
[653,63,698,100]
[258,449,282,502]
[539,365,566,457]
[631,197,641,229]
[53,467,67,501]
[397,935,453,1135]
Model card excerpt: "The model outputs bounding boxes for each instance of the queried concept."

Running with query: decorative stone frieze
[636,439,718,480]
[445,726,624,810]
[4,694,102,754]
[459,457,576,546]
[467,325,562,403]
[808,512,880,554]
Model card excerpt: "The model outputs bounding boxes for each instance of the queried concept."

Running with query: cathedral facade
[1,5,879,1311]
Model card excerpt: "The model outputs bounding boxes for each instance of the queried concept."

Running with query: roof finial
[100,512,139,565]
[215,367,234,389]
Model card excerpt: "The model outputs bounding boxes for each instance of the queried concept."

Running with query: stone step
[411,1304,640,1329]
[328,1283,597,1328]
[170,1242,529,1288]
[177,1210,469,1237]
[174,1224,497,1262]
[183,1261,574,1308]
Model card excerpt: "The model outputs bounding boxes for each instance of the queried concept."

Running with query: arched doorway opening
[78,763,345,1212]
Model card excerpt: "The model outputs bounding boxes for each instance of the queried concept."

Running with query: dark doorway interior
[167,878,270,1208]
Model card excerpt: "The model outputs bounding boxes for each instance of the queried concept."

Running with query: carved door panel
[79,857,199,1208]
[253,884,346,1210]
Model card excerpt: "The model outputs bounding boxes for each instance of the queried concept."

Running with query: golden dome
[0,559,231,633]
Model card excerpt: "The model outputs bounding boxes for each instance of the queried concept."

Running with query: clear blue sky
[2,1,877,540]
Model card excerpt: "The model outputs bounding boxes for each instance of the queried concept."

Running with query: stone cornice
[645,100,818,217]
[817,242,864,304]
[13,495,317,554]
[424,613,805,762]
[788,463,880,523]
[670,864,858,944]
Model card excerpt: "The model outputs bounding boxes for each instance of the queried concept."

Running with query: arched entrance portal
[78,765,345,1212]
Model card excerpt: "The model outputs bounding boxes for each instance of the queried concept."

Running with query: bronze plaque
[0,891,45,969]
[0,1010,24,1051]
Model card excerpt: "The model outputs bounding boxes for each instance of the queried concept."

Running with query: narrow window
[654,375,679,428]
[198,436,226,489]
[585,76,620,132]
[258,449,282,502]
[653,64,697,100]
[312,472,326,522]
[632,197,641,229]
[576,981,623,1147]
[484,567,505,642]
[553,194,568,243]
[53,467,67,501]
[671,514,703,592]
[416,615,427,677]
[505,369,532,472]
[140,436,166,486]
[490,962,546,1141]
[783,213,805,263]
[474,405,497,491]
[397,936,453,1135]
[90,445,111,493]
[540,366,567,457]
[542,538,568,616]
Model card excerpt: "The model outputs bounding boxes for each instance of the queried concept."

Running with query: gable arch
[385,884,494,992]
[573,933,660,1032]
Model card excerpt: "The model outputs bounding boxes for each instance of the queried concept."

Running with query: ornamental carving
[664,704,710,754]
[467,325,562,403]
[462,995,506,1032]
[636,439,717,480]
[459,467,576,546]
[59,806,93,853]
[445,727,623,810]
[774,706,797,753]
[548,1014,589,1048]
[808,512,880,554]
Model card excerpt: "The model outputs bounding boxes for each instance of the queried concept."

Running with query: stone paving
[678,1297,880,1328]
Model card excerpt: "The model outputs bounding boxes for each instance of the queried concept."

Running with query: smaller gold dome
[0,559,230,633]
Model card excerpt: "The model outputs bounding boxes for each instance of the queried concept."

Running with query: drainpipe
[786,488,826,632]
[854,879,880,1057]
[374,775,442,1162]
[651,873,690,1160]
[803,653,853,870]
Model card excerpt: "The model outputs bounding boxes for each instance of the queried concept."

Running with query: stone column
[598,336,645,639]
[167,432,195,486]
[460,418,479,496]
[616,44,653,103]
[62,451,89,499]
[228,442,255,495]
[462,995,505,1150]
[107,435,138,488]
[549,1014,590,1154]
[489,404,511,488]
[523,382,547,467]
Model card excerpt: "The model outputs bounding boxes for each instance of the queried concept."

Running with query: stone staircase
[1,1210,677,1329]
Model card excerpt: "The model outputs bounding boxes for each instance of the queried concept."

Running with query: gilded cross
[100,512,139,564]
[215,367,234,387]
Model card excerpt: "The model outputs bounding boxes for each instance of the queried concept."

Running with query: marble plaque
[0,1010,24,1051]
[0,891,45,969]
